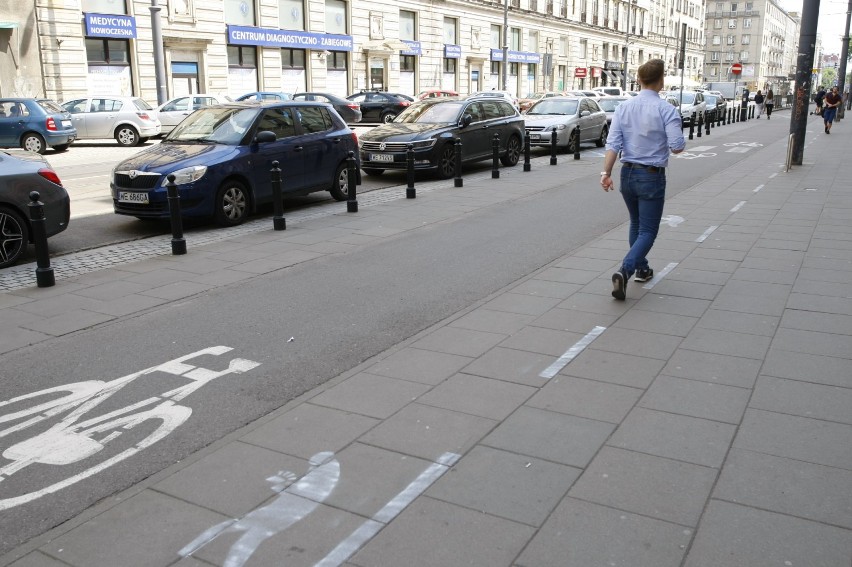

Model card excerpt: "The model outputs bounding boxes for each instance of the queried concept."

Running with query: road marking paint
[730,201,746,213]
[726,147,751,153]
[642,262,678,289]
[753,184,764,193]
[769,172,778,178]
[539,326,606,379]
[696,225,718,243]
[688,146,716,152]
[314,452,460,567]
[661,215,685,227]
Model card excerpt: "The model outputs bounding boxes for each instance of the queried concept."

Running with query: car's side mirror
[255,130,277,144]
[461,114,473,127]
[580,110,590,117]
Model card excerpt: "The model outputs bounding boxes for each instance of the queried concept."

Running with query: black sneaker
[611,270,627,300]
[634,267,654,283]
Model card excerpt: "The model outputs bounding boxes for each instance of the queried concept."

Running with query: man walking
[814,86,827,116]
[823,86,841,134]
[600,59,685,300]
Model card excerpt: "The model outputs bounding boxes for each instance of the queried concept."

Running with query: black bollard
[406,143,416,199]
[165,174,186,255]
[346,150,358,212]
[688,117,694,140]
[454,137,463,187]
[705,111,711,136]
[717,109,722,128]
[573,126,581,160]
[523,132,531,172]
[491,133,500,179]
[549,129,558,165]
[271,160,285,231]
[27,191,54,287]
[696,111,703,138]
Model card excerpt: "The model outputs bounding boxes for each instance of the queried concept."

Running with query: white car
[61,96,161,146]
[155,94,232,134]
[467,90,519,108]
[668,90,706,126]
[523,95,608,153]
[593,86,625,97]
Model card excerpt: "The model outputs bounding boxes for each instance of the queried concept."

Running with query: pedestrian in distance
[765,89,774,119]
[813,87,827,116]
[823,86,842,134]
[601,58,686,301]
[754,90,765,118]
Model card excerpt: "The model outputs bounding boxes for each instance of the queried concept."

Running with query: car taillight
[400,101,411,106]
[350,132,358,146]
[46,117,57,131]
[137,112,152,121]
[38,168,63,186]
[347,103,360,110]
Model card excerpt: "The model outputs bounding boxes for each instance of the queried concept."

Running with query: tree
[822,67,837,88]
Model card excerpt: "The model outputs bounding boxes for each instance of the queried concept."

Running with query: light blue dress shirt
[605,89,686,168]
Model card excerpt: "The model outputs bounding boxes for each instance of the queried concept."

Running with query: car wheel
[213,179,250,227]
[567,129,580,154]
[329,161,351,201]
[52,144,70,152]
[437,144,456,179]
[380,112,396,123]
[115,126,140,147]
[596,125,608,148]
[362,168,385,176]
[0,206,29,269]
[500,135,521,166]
[21,133,46,154]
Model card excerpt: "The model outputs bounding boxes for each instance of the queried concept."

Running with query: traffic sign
[731,63,743,75]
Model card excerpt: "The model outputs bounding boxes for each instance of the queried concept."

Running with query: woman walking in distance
[600,59,685,300]
[754,90,765,118]
[765,89,774,119]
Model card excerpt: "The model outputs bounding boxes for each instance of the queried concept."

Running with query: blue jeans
[619,167,666,276]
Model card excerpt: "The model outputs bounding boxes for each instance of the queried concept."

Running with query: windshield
[527,99,578,115]
[165,107,258,145]
[37,100,65,113]
[397,101,465,123]
[132,98,154,111]
[678,92,696,104]
[597,99,623,112]
[704,95,718,104]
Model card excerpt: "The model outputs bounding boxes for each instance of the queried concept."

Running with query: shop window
[282,48,305,69]
[82,0,127,13]
[400,10,416,41]
[443,58,456,73]
[400,55,416,72]
[228,45,257,68]
[279,0,305,30]
[224,0,255,25]
[86,39,129,65]
[326,51,347,70]
[326,0,347,35]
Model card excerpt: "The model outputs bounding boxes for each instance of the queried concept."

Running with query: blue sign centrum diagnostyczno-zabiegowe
[227,25,353,51]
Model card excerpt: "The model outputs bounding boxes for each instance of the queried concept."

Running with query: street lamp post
[149,0,168,105]
[502,0,509,91]
[622,0,634,91]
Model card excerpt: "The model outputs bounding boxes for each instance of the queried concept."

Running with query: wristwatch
[600,172,610,176]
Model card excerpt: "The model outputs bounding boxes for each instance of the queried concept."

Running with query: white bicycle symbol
[675,152,717,160]
[0,346,260,511]
[723,142,764,147]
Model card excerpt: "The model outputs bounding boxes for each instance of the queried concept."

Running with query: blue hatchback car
[110,101,359,226]
[0,98,76,154]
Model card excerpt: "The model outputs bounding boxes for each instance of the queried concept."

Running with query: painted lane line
[539,326,607,379]
[314,452,461,567]
[753,184,765,193]
[643,261,679,290]
[689,146,716,152]
[769,172,778,178]
[696,225,718,243]
[730,201,746,213]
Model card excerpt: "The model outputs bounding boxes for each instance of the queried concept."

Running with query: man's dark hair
[637,59,664,86]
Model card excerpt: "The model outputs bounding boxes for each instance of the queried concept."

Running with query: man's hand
[601,173,614,192]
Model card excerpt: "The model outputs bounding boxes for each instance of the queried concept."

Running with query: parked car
[110,101,358,226]
[235,92,292,102]
[416,89,459,100]
[518,91,563,113]
[0,98,76,154]
[660,93,685,122]
[703,93,727,122]
[154,94,232,134]
[0,149,70,268]
[358,97,524,179]
[523,95,608,153]
[345,90,412,123]
[668,90,706,125]
[291,92,362,124]
[61,96,161,146]
[566,90,605,98]
[596,95,629,125]
[467,90,520,108]
[593,86,625,97]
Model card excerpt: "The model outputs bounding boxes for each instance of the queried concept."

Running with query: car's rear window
[678,93,696,104]
[297,106,333,133]
[133,98,154,111]
[527,100,579,115]
[597,99,624,112]
[37,100,65,113]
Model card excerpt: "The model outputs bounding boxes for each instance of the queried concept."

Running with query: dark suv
[346,90,412,123]
[358,97,525,179]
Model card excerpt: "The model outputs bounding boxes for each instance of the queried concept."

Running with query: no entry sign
[731,63,743,75]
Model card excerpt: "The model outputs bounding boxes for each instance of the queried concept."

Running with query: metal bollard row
[406,143,416,199]
[454,138,463,187]
[27,191,55,287]
[491,133,500,179]
[550,129,558,165]
[165,174,187,255]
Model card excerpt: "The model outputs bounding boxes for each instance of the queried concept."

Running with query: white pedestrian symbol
[179,451,340,567]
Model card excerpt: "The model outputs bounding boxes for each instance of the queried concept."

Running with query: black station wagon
[358,97,525,179]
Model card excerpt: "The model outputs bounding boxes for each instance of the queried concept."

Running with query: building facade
[0,0,710,105]
[703,0,800,94]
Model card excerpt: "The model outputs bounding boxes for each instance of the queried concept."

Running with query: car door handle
[331,137,341,144]
[294,146,304,152]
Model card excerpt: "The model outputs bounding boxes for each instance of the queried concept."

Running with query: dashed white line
[696,225,718,243]
[769,172,778,179]
[642,261,678,289]
[539,326,606,379]
[753,184,765,193]
[730,201,746,213]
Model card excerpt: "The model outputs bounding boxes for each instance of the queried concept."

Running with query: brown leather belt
[623,162,664,173]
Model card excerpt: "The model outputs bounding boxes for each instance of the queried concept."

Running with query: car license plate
[370,153,394,162]
[118,191,150,204]
[62,120,72,128]
[530,134,540,140]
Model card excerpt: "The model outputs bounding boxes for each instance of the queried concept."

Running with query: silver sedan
[523,96,608,153]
